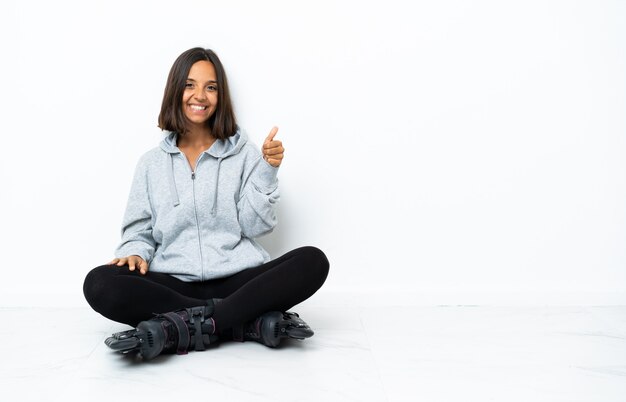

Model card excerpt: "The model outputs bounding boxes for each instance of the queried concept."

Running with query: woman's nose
[194,88,207,101]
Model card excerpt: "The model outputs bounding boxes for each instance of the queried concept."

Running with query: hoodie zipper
[180,151,205,281]
[191,170,205,280]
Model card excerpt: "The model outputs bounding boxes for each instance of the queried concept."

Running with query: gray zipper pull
[191,172,195,180]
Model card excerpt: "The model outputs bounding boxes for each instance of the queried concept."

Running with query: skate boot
[235,311,314,348]
[105,303,218,360]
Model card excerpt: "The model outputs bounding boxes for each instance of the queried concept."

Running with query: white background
[0,0,624,306]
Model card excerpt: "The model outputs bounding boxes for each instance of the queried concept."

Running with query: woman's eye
[185,83,194,89]
[207,85,217,91]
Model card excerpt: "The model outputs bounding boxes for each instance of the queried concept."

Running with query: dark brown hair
[158,47,237,139]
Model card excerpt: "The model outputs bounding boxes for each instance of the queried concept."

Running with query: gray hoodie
[114,129,279,281]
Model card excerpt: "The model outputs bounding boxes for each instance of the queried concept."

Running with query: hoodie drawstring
[168,153,223,213]
[168,154,181,207]
[211,157,223,216]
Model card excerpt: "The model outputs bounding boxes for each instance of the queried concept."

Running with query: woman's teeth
[190,105,207,111]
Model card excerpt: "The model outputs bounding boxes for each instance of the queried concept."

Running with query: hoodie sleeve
[114,155,156,262]
[237,155,280,238]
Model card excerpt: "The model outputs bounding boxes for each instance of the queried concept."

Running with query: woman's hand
[263,126,284,167]
[108,255,149,275]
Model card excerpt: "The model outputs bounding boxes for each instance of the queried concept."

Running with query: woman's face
[182,60,218,127]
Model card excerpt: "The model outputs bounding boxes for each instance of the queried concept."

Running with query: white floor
[1,301,625,401]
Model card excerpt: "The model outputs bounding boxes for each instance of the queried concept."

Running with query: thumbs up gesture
[262,126,284,167]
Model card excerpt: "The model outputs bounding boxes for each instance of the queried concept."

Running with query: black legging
[83,246,329,334]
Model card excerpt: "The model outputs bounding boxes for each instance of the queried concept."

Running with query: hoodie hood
[159,129,248,211]
[159,128,248,157]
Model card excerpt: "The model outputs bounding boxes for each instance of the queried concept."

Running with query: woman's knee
[83,265,115,311]
[297,246,330,287]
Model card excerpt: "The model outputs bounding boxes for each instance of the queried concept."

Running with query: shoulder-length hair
[158,47,237,139]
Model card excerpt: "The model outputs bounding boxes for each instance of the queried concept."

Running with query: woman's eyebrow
[186,78,218,84]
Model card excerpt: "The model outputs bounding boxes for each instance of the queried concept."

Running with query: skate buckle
[186,306,208,352]
[188,306,206,324]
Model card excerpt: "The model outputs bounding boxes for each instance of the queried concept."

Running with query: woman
[83,47,329,360]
